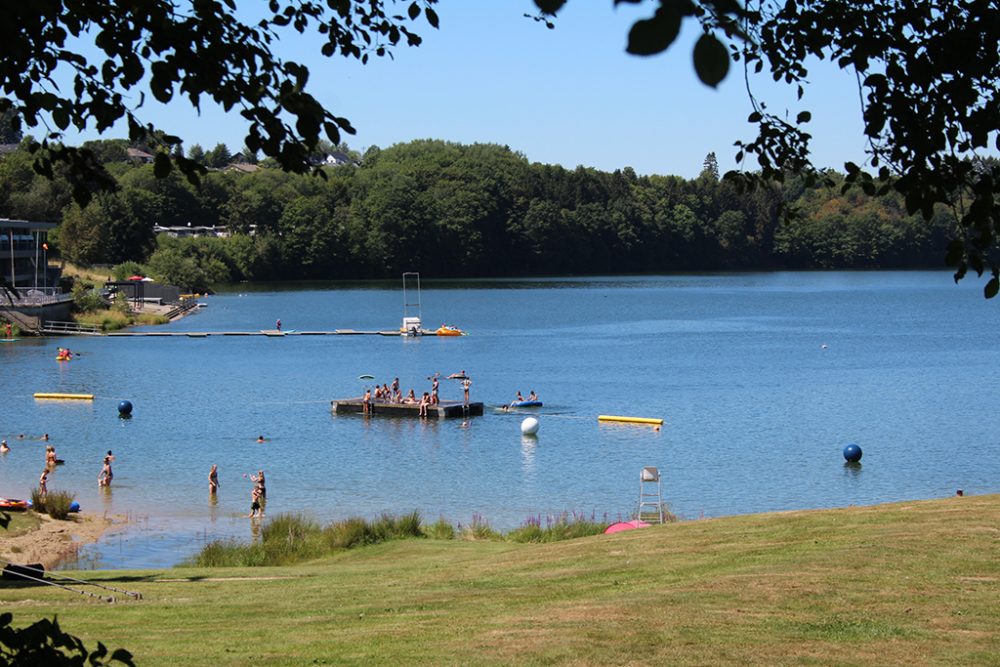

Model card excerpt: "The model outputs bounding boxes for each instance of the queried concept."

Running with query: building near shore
[1,218,72,330]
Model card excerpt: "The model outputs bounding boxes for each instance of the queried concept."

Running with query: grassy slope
[2,495,998,666]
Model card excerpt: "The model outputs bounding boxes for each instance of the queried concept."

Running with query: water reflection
[843,461,863,480]
[520,435,536,475]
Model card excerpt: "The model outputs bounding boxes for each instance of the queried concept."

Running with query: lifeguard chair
[637,466,664,524]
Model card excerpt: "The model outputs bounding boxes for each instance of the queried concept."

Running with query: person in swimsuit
[430,376,440,404]
[528,390,538,401]
[418,392,430,417]
[45,445,57,469]
[405,388,416,403]
[511,391,524,406]
[208,464,219,494]
[391,377,400,397]
[363,388,372,414]
[38,469,48,497]
[257,435,266,443]
[251,470,266,500]
[0,439,9,453]
[462,376,472,405]
[248,484,262,518]
[276,318,282,332]
[98,461,112,487]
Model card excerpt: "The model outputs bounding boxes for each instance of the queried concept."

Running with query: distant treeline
[0,138,954,289]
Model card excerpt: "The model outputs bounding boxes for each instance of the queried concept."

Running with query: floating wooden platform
[332,399,483,419]
[104,329,445,337]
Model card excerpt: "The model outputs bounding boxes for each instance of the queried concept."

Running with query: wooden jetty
[332,398,483,419]
[103,329,443,337]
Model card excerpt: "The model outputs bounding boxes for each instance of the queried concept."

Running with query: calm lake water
[2,271,998,569]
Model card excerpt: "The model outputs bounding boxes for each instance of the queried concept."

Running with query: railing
[164,297,199,320]
[40,320,102,335]
[8,288,72,306]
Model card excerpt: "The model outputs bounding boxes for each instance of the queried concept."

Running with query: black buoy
[843,443,863,463]
[118,400,133,417]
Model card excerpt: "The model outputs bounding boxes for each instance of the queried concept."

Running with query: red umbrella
[603,520,651,535]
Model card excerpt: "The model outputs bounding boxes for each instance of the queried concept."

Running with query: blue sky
[64,1,869,179]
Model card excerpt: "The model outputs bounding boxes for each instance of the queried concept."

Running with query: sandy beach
[0,513,121,570]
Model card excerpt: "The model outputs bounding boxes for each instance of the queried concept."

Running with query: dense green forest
[0,138,954,289]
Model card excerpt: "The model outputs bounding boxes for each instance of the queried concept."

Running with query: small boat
[510,400,543,408]
[435,325,464,336]
[0,498,29,511]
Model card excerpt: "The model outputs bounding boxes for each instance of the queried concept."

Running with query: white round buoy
[520,417,540,436]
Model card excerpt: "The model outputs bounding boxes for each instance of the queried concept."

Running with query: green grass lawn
[2,495,998,665]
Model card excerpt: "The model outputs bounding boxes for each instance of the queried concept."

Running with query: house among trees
[318,150,355,166]
[0,218,72,330]
[153,223,229,238]
[225,162,261,174]
[126,147,155,163]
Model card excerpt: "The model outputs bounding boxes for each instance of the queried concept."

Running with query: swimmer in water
[208,464,219,494]
[0,439,9,453]
[257,435,266,443]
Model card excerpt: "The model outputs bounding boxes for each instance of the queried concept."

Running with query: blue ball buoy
[118,400,133,416]
[843,443,863,463]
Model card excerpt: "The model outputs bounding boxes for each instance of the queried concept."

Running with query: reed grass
[73,308,169,331]
[188,510,607,567]
[29,488,76,520]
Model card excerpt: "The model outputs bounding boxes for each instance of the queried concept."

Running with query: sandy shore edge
[0,512,124,570]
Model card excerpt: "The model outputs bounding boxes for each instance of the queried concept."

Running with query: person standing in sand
[208,464,219,494]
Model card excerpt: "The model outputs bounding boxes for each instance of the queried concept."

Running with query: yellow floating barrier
[598,415,663,426]
[34,392,95,401]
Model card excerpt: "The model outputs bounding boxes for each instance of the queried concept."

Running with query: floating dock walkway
[332,399,484,419]
[103,329,446,337]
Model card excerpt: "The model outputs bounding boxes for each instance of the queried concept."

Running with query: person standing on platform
[462,376,472,405]
[276,318,282,332]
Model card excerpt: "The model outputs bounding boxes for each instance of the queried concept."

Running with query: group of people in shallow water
[4,430,268,518]
[207,461,267,518]
[361,372,472,417]
[0,433,113,498]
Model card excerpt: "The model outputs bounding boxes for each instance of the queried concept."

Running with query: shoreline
[0,512,124,570]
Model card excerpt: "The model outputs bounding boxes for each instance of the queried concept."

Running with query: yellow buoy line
[598,415,664,426]
[33,392,95,401]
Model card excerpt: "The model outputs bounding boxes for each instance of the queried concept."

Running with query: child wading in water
[98,451,114,487]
